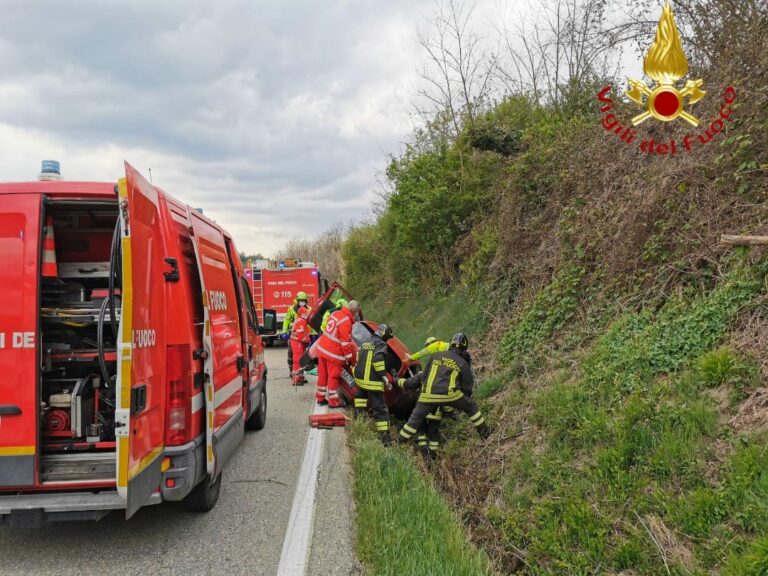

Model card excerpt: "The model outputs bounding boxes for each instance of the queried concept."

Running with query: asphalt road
[0,347,359,576]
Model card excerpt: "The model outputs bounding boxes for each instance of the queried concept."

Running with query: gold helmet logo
[627,1,706,127]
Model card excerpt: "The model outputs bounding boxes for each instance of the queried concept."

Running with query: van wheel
[183,472,222,512]
[246,385,267,430]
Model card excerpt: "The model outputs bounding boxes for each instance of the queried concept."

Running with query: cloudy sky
[0,1,648,257]
[0,0,456,256]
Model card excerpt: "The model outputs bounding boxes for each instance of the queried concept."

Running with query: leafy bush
[582,268,761,405]
[498,263,586,373]
[342,223,387,302]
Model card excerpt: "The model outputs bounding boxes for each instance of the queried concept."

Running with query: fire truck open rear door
[188,210,245,482]
[115,163,167,518]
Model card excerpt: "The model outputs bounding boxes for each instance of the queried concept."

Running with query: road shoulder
[308,420,361,576]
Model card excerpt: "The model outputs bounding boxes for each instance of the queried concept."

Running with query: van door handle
[0,405,21,416]
[163,258,180,282]
[130,385,147,415]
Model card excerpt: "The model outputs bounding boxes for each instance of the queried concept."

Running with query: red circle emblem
[652,90,681,118]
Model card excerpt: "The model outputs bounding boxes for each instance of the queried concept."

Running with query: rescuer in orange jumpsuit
[315,300,360,407]
[290,306,310,385]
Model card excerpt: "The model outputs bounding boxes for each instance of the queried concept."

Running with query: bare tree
[416,0,497,141]
[496,0,631,109]
[274,222,347,282]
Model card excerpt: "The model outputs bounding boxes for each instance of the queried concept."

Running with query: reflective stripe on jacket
[401,349,473,403]
[315,307,355,363]
[353,335,388,391]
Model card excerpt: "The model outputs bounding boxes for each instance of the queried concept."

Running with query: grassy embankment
[342,2,768,572]
[349,417,493,576]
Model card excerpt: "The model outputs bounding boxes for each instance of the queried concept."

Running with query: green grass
[497,262,586,374]
[476,261,768,573]
[349,418,493,576]
[349,259,767,574]
[360,292,486,353]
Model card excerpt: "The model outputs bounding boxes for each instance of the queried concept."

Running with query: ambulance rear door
[0,193,42,487]
[188,211,245,481]
[116,163,167,518]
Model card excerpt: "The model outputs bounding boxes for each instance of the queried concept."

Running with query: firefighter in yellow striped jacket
[398,333,489,457]
[407,336,450,457]
[353,323,394,445]
[407,336,448,362]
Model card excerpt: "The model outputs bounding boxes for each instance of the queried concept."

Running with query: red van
[0,162,267,526]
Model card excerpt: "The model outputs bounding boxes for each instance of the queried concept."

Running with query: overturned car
[302,282,420,419]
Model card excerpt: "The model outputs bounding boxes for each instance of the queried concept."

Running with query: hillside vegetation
[342,0,768,573]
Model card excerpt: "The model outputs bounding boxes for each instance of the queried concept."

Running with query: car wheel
[246,385,267,430]
[183,472,222,512]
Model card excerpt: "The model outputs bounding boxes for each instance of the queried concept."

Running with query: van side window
[241,278,259,332]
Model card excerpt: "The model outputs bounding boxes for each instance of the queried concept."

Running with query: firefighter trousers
[417,406,443,454]
[399,395,485,442]
[353,388,390,433]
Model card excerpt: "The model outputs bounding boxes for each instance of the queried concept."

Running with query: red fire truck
[0,161,267,526]
[245,259,328,346]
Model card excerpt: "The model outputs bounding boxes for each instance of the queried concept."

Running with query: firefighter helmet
[376,323,393,341]
[424,336,437,346]
[449,332,469,350]
[336,298,348,310]
[296,291,308,302]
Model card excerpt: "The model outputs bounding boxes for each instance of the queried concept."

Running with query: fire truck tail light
[165,345,191,446]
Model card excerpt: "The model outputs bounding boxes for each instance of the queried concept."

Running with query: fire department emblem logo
[626,1,705,127]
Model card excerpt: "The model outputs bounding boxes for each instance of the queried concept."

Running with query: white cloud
[0,0,435,256]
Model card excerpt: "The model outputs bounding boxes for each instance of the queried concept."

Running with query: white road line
[276,402,327,576]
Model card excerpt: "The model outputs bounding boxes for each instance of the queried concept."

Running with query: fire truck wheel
[183,472,222,512]
[246,386,267,430]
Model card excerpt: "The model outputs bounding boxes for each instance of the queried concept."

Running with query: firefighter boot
[378,431,392,447]
[418,444,431,460]
[477,422,490,439]
[353,398,367,419]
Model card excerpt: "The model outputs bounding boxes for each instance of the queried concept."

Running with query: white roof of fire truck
[250,258,317,271]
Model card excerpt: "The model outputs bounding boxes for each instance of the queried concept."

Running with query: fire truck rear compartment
[40,201,120,484]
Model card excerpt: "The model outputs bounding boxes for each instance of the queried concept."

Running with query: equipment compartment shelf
[50,350,117,363]
[41,307,120,325]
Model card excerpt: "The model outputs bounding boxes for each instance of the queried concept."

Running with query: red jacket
[315,307,355,364]
[291,317,310,344]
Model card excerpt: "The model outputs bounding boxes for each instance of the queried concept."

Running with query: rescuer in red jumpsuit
[290,306,310,385]
[315,300,360,407]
